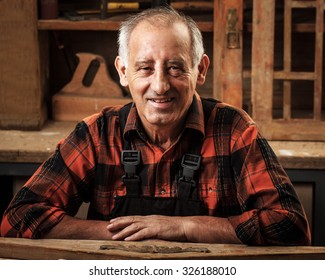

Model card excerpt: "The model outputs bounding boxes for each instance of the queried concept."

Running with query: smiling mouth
[148,98,174,103]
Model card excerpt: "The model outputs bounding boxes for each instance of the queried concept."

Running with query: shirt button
[161,189,166,195]
[209,188,213,193]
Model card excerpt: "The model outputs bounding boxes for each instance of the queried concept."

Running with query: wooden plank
[251,0,275,120]
[245,23,325,33]
[269,140,325,169]
[256,119,325,141]
[1,238,325,260]
[0,0,47,130]
[38,18,122,31]
[273,71,315,80]
[293,23,324,32]
[313,0,324,120]
[291,0,317,8]
[213,0,243,108]
[38,19,214,32]
[0,121,75,163]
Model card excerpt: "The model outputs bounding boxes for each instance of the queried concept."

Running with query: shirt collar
[123,93,205,142]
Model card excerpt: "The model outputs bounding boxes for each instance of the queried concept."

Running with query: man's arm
[43,216,115,240]
[42,214,240,243]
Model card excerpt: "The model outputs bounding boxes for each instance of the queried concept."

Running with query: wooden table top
[0,238,325,260]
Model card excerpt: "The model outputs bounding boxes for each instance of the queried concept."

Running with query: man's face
[116,21,206,130]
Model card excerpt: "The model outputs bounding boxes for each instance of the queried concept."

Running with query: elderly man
[1,7,310,245]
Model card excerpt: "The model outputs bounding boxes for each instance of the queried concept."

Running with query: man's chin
[145,115,177,127]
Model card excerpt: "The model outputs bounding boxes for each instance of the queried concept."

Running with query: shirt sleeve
[1,121,97,238]
[227,121,311,245]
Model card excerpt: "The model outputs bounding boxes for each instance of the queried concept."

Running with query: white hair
[117,7,205,67]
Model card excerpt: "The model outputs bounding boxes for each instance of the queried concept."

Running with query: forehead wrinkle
[127,23,193,70]
[129,21,191,52]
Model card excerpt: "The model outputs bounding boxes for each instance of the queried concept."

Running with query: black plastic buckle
[121,150,141,178]
[178,154,201,186]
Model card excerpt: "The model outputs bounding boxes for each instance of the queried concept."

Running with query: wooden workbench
[0,121,76,164]
[0,238,325,260]
[1,120,325,169]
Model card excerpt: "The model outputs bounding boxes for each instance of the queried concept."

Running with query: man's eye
[139,67,152,72]
[168,66,183,76]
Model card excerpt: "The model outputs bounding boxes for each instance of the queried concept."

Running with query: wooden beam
[213,0,243,108]
[251,0,275,120]
[283,0,293,120]
[313,0,324,120]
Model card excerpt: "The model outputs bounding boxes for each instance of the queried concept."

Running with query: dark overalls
[108,98,218,219]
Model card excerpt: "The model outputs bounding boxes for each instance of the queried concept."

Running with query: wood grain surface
[1,238,325,260]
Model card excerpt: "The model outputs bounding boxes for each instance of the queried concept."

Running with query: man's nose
[151,70,170,95]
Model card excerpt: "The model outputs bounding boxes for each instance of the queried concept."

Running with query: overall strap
[178,97,219,199]
[119,102,133,150]
[119,102,142,195]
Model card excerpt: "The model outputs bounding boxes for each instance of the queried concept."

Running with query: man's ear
[196,54,210,85]
[114,56,128,87]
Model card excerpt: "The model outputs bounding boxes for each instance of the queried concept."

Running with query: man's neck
[143,121,185,151]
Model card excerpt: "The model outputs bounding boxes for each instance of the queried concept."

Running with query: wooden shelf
[38,18,121,31]
[38,16,213,32]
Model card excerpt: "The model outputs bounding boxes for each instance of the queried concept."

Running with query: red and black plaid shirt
[1,95,311,245]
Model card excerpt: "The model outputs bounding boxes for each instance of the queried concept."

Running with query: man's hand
[107,215,187,242]
[107,215,241,244]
